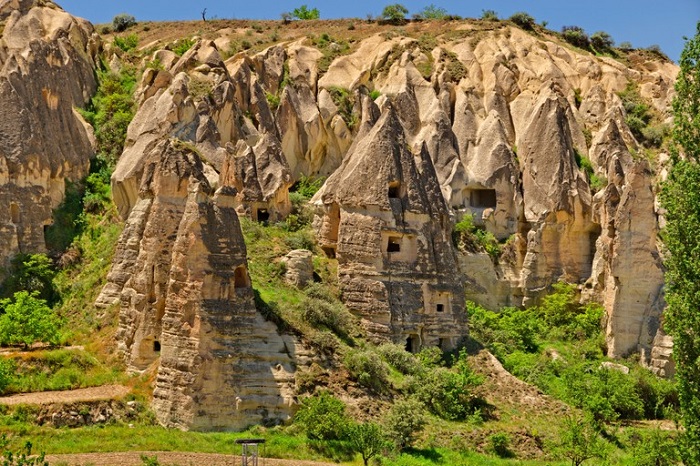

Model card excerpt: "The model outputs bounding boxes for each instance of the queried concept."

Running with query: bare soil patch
[0,385,130,406]
[45,452,337,466]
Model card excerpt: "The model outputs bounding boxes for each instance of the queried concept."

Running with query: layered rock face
[0,0,98,271]
[95,20,679,430]
[313,105,467,350]
[100,139,300,430]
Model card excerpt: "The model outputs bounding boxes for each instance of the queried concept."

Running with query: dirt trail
[45,452,337,466]
[0,385,130,406]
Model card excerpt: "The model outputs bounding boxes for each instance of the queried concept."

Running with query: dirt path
[0,385,130,406]
[45,452,338,466]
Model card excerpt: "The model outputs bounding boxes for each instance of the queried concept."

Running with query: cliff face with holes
[0,4,677,430]
[0,0,99,272]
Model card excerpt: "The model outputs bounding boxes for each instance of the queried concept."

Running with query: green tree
[0,291,61,349]
[381,4,408,24]
[112,13,136,32]
[419,4,447,20]
[383,397,426,450]
[347,422,389,465]
[661,21,700,464]
[1,254,57,305]
[291,5,320,20]
[294,391,350,440]
[556,415,607,466]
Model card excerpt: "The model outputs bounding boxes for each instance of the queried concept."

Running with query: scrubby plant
[377,343,421,375]
[0,434,48,466]
[481,10,498,21]
[381,4,408,24]
[418,4,447,20]
[347,422,390,465]
[412,357,483,420]
[1,254,57,305]
[291,5,320,20]
[327,87,357,130]
[294,391,350,440]
[113,34,138,52]
[562,26,590,49]
[590,31,614,52]
[489,432,513,458]
[173,38,196,56]
[345,348,390,393]
[453,215,501,260]
[509,12,535,30]
[0,291,61,349]
[556,415,608,466]
[112,13,136,32]
[383,397,426,450]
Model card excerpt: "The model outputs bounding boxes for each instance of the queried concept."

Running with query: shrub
[383,398,426,450]
[294,391,350,440]
[453,216,501,260]
[630,428,680,466]
[328,87,357,130]
[0,359,15,394]
[112,13,136,32]
[0,434,48,466]
[557,415,608,466]
[590,31,614,51]
[301,284,355,337]
[1,253,57,305]
[113,34,138,52]
[347,422,390,466]
[489,432,513,458]
[419,4,447,20]
[481,10,498,21]
[173,38,196,56]
[562,26,590,49]
[377,343,421,375]
[345,348,390,392]
[291,5,320,20]
[0,291,61,348]
[414,365,482,420]
[381,4,408,24]
[509,12,535,30]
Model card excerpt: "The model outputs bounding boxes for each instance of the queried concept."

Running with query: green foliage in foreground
[662,20,700,464]
[0,292,60,349]
[291,5,320,20]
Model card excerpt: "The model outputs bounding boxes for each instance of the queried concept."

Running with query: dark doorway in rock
[153,341,161,352]
[436,304,444,313]
[405,334,420,353]
[256,208,270,223]
[470,189,497,208]
[388,181,401,199]
[322,246,336,258]
[387,237,401,253]
[234,265,250,288]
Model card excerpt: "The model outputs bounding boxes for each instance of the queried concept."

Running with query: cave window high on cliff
[437,304,444,313]
[153,341,161,352]
[388,181,401,199]
[387,237,401,253]
[10,203,19,224]
[468,189,497,208]
[405,334,420,353]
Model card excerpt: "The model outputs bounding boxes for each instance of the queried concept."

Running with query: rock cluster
[0,0,99,272]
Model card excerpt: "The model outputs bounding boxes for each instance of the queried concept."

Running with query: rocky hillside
[0,1,678,431]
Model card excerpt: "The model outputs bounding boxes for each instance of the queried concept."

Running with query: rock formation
[0,0,98,272]
[312,104,467,351]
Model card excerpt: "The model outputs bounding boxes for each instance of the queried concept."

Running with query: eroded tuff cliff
[87,17,677,428]
[0,0,99,272]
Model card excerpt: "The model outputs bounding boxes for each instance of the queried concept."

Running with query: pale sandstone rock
[281,249,314,288]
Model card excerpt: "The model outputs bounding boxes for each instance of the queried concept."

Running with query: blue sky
[57,1,699,62]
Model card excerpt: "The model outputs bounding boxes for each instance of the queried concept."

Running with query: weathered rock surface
[101,139,302,430]
[281,249,314,288]
[312,105,467,350]
[0,0,98,271]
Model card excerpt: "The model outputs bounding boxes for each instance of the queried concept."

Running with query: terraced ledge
[0,385,130,406]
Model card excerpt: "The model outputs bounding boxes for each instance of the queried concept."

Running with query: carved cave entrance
[255,208,270,223]
[234,265,251,289]
[10,203,19,224]
[405,334,420,354]
[467,188,497,208]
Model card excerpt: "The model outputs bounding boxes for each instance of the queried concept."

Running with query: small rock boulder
[282,249,314,288]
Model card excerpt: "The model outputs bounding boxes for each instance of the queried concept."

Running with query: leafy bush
[112,13,136,32]
[418,4,447,20]
[301,284,355,338]
[453,216,501,260]
[1,254,57,305]
[630,428,680,466]
[0,291,61,348]
[489,432,513,458]
[481,10,498,21]
[414,364,482,420]
[291,5,320,20]
[291,175,325,199]
[381,4,408,24]
[345,348,390,392]
[113,34,138,52]
[383,397,426,450]
[562,26,590,49]
[468,302,541,357]
[0,434,48,466]
[294,391,350,440]
[556,415,608,466]
[590,31,614,51]
[347,422,390,465]
[328,87,357,130]
[0,359,15,394]
[378,343,421,375]
[509,12,535,30]
[173,38,196,56]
